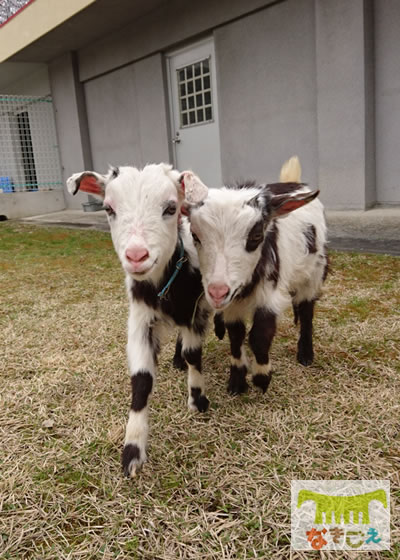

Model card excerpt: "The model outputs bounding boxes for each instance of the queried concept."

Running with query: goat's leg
[181,328,209,412]
[214,312,226,340]
[248,308,276,393]
[172,334,187,371]
[122,306,159,478]
[296,299,315,366]
[226,320,248,394]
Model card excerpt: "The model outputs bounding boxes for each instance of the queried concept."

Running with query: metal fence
[0,94,63,193]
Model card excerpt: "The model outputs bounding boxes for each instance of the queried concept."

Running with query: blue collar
[157,237,187,299]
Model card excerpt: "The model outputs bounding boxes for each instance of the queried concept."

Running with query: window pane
[177,57,214,128]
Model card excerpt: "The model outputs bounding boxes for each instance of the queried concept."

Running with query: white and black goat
[183,157,328,395]
[67,164,211,477]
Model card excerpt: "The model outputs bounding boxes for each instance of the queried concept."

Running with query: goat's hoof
[252,373,271,394]
[227,377,249,395]
[188,388,210,413]
[121,443,145,478]
[297,349,314,366]
[173,354,187,371]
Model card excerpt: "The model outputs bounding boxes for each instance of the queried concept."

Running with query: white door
[167,38,222,187]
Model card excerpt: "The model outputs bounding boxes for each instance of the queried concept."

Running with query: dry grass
[0,222,399,559]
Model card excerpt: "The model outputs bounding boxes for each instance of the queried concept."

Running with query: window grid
[177,57,213,128]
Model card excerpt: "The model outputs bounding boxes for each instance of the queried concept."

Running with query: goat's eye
[192,232,201,245]
[249,233,263,243]
[163,203,177,216]
[103,204,115,217]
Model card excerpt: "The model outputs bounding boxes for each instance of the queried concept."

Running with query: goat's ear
[66,171,107,199]
[179,171,209,206]
[269,189,320,218]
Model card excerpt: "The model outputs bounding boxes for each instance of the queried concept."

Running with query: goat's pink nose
[125,247,149,263]
[208,283,230,301]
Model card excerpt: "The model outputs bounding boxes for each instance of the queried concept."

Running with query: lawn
[0,222,399,559]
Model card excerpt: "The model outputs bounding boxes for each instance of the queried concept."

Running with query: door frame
[165,36,221,171]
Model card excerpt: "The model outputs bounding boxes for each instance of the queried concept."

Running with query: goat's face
[184,175,319,310]
[67,164,183,282]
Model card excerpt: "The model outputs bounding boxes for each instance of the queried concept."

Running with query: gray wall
[78,0,277,82]
[315,0,375,210]
[215,0,317,187]
[84,54,170,171]
[49,52,92,209]
[375,0,400,205]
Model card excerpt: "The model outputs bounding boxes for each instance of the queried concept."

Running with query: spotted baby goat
[67,164,211,477]
[183,157,328,395]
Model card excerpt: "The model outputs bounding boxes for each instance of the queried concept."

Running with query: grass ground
[0,222,399,560]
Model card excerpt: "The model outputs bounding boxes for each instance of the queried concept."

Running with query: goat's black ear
[269,190,320,218]
[66,171,107,198]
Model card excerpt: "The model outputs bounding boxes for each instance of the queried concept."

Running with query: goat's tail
[279,155,302,183]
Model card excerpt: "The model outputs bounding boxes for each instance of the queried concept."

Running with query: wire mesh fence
[0,94,63,193]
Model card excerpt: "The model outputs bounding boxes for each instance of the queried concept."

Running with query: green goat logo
[297,489,387,524]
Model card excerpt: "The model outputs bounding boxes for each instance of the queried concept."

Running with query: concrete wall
[0,190,65,219]
[84,54,170,171]
[315,0,375,210]
[375,0,400,205]
[215,0,317,187]
[49,52,91,209]
[78,0,277,81]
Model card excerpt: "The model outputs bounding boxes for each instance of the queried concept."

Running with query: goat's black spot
[214,312,226,340]
[111,167,120,179]
[265,222,280,285]
[237,222,280,300]
[246,219,264,252]
[226,321,246,359]
[121,444,140,477]
[131,280,158,309]
[173,335,187,370]
[252,373,271,393]
[265,182,305,195]
[248,308,276,365]
[191,387,209,412]
[292,303,299,325]
[146,324,160,363]
[130,371,153,411]
[322,249,329,282]
[183,346,202,372]
[228,365,248,395]
[304,224,317,254]
[296,300,315,366]
[131,240,206,330]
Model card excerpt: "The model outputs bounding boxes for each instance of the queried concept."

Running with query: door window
[177,57,213,127]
